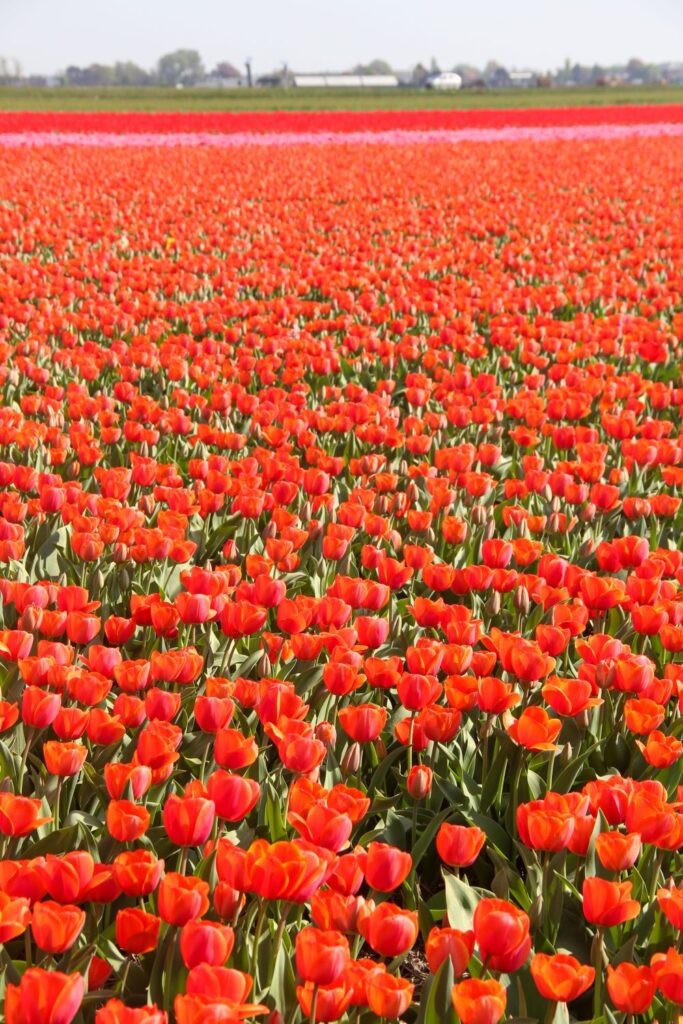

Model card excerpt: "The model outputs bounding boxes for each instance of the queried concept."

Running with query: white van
[425,72,463,90]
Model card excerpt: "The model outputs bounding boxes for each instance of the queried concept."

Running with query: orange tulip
[180,921,235,969]
[5,968,85,1024]
[358,902,419,957]
[651,947,683,1004]
[113,850,164,897]
[506,706,562,751]
[436,823,485,868]
[473,898,531,973]
[95,1000,166,1024]
[0,794,51,836]
[163,794,216,847]
[106,799,150,842]
[582,877,640,927]
[157,874,210,926]
[530,953,594,1002]
[31,901,85,953]
[295,927,350,986]
[364,842,412,892]
[606,962,656,1014]
[451,978,507,1024]
[245,839,332,903]
[0,892,31,943]
[115,907,161,955]
[366,973,414,1018]
[425,926,474,976]
[595,832,642,871]
[296,979,353,1022]
[657,884,683,929]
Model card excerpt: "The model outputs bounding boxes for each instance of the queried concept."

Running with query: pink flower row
[2,123,683,147]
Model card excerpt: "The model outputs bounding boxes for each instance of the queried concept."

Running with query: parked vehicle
[425,71,463,90]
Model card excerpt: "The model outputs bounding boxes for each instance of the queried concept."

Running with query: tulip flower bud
[392,493,408,515]
[112,543,128,564]
[262,520,278,541]
[491,868,509,901]
[590,928,605,967]
[374,738,387,760]
[406,481,420,504]
[542,485,553,503]
[580,538,595,558]
[595,662,615,690]
[223,539,237,561]
[486,591,501,617]
[471,505,487,527]
[373,495,389,515]
[558,742,573,770]
[139,493,155,516]
[119,568,131,591]
[308,521,323,543]
[580,502,596,523]
[66,461,80,480]
[214,881,244,920]
[528,893,544,930]
[93,570,105,592]
[551,496,561,514]
[577,709,590,730]
[300,501,312,522]
[18,606,43,632]
[407,765,432,800]
[548,513,562,533]
[513,586,530,616]
[483,519,496,541]
[342,743,361,776]
[316,721,337,748]
[517,517,530,538]
[478,715,494,740]
[257,652,271,677]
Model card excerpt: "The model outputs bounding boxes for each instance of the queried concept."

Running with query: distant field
[1,83,682,112]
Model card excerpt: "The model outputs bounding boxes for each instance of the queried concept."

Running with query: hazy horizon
[3,0,682,77]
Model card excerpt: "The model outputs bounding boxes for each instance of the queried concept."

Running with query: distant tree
[353,59,393,75]
[453,63,481,85]
[63,64,114,86]
[157,49,205,86]
[113,61,150,86]
[212,61,241,79]
[429,57,441,74]
[80,64,116,86]
[64,65,86,85]
[0,58,22,83]
[411,63,429,86]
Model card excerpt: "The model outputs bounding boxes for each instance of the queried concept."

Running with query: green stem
[250,899,267,985]
[53,777,63,832]
[592,928,604,1022]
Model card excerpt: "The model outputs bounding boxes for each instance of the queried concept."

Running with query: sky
[3,0,682,76]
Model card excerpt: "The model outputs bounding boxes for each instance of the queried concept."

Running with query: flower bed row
[0,137,682,1023]
[0,103,682,135]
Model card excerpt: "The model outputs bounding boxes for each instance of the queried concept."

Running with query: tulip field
[3,105,683,1024]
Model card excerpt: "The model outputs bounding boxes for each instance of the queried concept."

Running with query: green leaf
[443,872,482,932]
[416,957,457,1024]
[23,824,80,857]
[268,933,297,1011]
[410,806,456,870]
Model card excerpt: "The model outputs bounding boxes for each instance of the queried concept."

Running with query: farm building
[292,73,399,88]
